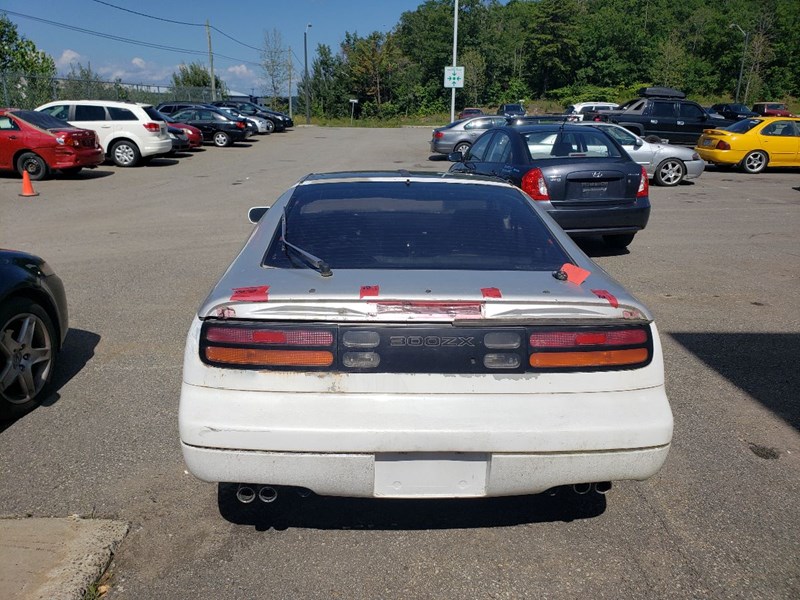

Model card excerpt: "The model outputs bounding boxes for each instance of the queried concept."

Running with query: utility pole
[304,23,312,125]
[288,46,293,120]
[450,0,459,123]
[206,20,216,101]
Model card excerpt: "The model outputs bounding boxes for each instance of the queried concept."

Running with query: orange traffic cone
[19,171,39,197]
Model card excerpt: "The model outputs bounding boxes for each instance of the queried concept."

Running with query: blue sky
[3,0,426,95]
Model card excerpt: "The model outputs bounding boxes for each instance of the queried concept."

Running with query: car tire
[111,140,141,167]
[454,142,471,155]
[0,298,57,420]
[644,135,662,144]
[16,152,49,181]
[263,119,275,134]
[213,131,232,147]
[60,167,83,176]
[740,150,768,174]
[653,158,685,186]
[603,233,635,249]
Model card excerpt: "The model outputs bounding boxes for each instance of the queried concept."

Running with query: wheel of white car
[454,142,471,155]
[741,150,768,174]
[653,158,685,186]
[111,140,141,167]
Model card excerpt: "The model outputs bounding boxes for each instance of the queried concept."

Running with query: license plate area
[374,453,488,497]
[581,181,608,195]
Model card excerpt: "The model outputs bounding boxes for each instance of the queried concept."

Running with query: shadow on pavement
[670,332,800,431]
[574,237,630,258]
[217,484,607,531]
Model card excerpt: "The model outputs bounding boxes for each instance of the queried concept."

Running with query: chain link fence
[1,71,225,110]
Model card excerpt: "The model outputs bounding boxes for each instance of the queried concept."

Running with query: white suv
[565,102,620,121]
[35,100,172,167]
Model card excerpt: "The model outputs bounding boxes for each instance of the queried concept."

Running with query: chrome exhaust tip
[258,486,278,503]
[236,484,256,504]
[594,482,612,495]
[572,483,592,495]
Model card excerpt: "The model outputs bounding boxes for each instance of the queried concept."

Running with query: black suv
[594,87,733,145]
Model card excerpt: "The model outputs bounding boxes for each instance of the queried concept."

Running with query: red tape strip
[481,287,502,298]
[230,285,269,301]
[360,285,379,298]
[591,289,619,308]
[561,263,591,285]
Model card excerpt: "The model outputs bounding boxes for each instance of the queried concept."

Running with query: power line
[2,9,262,67]
[87,0,263,53]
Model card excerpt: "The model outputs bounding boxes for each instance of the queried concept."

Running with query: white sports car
[179,172,673,508]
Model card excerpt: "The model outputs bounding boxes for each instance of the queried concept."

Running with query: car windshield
[142,106,163,120]
[505,104,523,111]
[524,129,624,159]
[727,119,761,133]
[728,104,749,112]
[12,110,74,130]
[263,181,570,271]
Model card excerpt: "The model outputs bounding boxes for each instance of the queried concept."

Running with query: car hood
[198,268,651,324]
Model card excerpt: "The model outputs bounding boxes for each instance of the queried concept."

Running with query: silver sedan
[578,121,705,186]
[430,115,507,155]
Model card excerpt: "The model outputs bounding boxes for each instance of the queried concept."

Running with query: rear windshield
[264,181,569,271]
[727,119,761,133]
[524,129,624,159]
[12,110,74,130]
[142,106,164,120]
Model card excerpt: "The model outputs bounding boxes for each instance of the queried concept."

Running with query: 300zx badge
[389,335,476,347]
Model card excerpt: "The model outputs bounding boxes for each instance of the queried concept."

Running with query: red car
[457,107,484,119]
[162,114,203,148]
[751,102,794,117]
[0,108,103,180]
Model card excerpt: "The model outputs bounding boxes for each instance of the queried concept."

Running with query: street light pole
[304,23,312,125]
[730,23,748,104]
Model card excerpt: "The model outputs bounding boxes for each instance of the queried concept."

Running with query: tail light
[55,133,81,147]
[521,168,549,200]
[200,322,651,372]
[715,140,731,150]
[143,122,161,133]
[636,165,649,198]
[236,121,246,129]
[433,131,444,139]
[528,326,651,369]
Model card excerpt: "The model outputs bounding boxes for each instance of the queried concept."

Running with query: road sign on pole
[443,66,464,88]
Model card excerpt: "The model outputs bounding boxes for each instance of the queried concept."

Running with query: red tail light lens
[236,121,246,129]
[206,326,333,346]
[521,168,549,200]
[434,131,444,139]
[528,326,652,370]
[637,165,649,198]
[716,140,731,150]
[143,122,161,133]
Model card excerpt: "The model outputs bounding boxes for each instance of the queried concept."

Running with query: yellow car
[695,116,800,173]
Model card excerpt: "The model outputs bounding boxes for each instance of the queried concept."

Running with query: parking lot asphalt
[1,127,798,599]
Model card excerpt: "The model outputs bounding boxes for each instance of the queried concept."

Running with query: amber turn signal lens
[529,348,649,368]
[206,347,334,367]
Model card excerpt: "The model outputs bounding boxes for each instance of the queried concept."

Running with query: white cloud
[56,49,83,70]
[131,57,147,69]
[226,64,253,78]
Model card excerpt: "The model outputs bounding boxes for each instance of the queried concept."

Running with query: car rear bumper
[695,148,746,166]
[182,444,670,498]
[684,158,706,180]
[52,148,104,168]
[547,203,650,235]
[179,382,672,496]
[141,138,174,157]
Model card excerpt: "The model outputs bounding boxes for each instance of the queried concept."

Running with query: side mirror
[447,151,464,162]
[634,138,644,148]
[248,206,269,224]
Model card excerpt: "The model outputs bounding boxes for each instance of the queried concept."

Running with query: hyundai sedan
[449,124,650,248]
[179,172,673,509]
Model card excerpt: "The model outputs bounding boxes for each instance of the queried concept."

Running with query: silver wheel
[213,131,231,147]
[0,302,54,408]
[111,140,140,167]
[454,142,471,155]
[263,119,275,134]
[654,158,685,186]
[741,150,768,174]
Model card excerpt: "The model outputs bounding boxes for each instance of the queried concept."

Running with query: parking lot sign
[443,66,464,88]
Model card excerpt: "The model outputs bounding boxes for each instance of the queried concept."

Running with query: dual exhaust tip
[236,484,278,504]
[573,482,612,495]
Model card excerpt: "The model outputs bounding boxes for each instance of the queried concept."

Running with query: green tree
[0,14,56,108]
[171,62,226,98]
